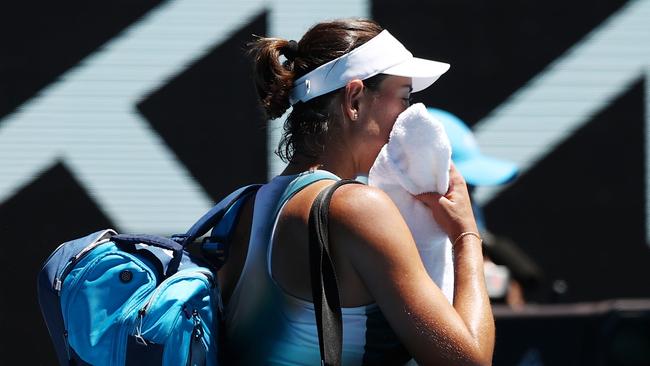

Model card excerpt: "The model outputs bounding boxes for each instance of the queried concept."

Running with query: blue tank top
[222,170,411,365]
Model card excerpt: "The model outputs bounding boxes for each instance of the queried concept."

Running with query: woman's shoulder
[280,179,409,247]
[330,183,400,218]
[328,183,414,253]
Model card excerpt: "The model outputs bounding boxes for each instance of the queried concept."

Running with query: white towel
[368,103,455,302]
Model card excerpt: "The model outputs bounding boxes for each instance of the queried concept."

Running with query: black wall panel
[0,0,163,121]
[373,0,628,125]
[493,302,650,365]
[486,79,647,303]
[0,162,115,364]
[137,11,268,202]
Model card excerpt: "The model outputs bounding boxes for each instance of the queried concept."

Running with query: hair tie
[283,40,299,61]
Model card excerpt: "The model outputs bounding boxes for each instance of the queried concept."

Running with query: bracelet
[453,231,482,246]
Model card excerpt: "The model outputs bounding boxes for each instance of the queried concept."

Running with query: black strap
[308,179,362,366]
[112,234,184,277]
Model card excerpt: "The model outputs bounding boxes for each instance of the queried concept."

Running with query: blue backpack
[37,185,261,366]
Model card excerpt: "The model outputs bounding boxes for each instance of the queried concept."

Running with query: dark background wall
[1,0,647,364]
[372,0,647,304]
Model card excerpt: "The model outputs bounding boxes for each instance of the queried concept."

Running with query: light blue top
[222,170,410,365]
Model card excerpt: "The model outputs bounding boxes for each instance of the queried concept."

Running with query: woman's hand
[416,163,479,242]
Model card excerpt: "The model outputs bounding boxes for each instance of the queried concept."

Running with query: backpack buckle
[170,233,190,245]
[201,236,228,270]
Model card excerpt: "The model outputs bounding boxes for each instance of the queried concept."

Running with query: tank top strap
[265,169,341,288]
[274,169,341,214]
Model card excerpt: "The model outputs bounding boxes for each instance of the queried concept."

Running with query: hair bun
[283,40,299,61]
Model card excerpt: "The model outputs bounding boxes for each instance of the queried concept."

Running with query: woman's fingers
[415,192,444,209]
[413,162,478,240]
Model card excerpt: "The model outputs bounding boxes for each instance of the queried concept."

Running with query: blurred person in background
[217,18,495,365]
[427,107,544,308]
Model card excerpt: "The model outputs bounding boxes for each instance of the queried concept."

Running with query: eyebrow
[400,85,413,92]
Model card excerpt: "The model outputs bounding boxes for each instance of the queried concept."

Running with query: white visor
[289,30,450,105]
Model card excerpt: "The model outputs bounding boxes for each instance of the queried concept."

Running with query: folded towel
[368,103,455,302]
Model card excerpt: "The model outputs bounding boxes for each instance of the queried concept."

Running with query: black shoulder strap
[308,179,363,366]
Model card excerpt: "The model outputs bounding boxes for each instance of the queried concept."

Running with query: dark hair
[248,19,386,162]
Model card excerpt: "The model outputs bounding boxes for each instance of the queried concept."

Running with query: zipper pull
[134,309,147,346]
[188,310,207,366]
[192,309,203,341]
[55,257,76,295]
[54,278,62,293]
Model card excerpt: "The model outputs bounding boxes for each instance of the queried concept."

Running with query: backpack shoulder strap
[173,185,261,270]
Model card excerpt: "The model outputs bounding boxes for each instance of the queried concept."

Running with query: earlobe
[344,79,365,122]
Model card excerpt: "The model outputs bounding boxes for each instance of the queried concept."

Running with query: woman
[218,19,494,365]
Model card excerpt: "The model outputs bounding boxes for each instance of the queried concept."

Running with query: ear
[342,79,365,122]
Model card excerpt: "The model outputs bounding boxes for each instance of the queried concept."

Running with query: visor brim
[383,57,450,92]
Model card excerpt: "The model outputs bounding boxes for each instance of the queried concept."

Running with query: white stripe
[0,0,266,234]
[471,0,650,237]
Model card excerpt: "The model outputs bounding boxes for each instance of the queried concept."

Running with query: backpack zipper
[187,309,207,366]
[42,229,116,279]
[133,269,214,345]
[63,330,71,360]
[54,229,116,294]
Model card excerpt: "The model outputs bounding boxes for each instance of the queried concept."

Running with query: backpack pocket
[60,247,157,366]
[130,268,217,366]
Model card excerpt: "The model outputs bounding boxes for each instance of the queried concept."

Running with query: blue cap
[427,107,518,186]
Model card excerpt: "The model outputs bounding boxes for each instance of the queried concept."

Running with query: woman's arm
[329,165,494,366]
